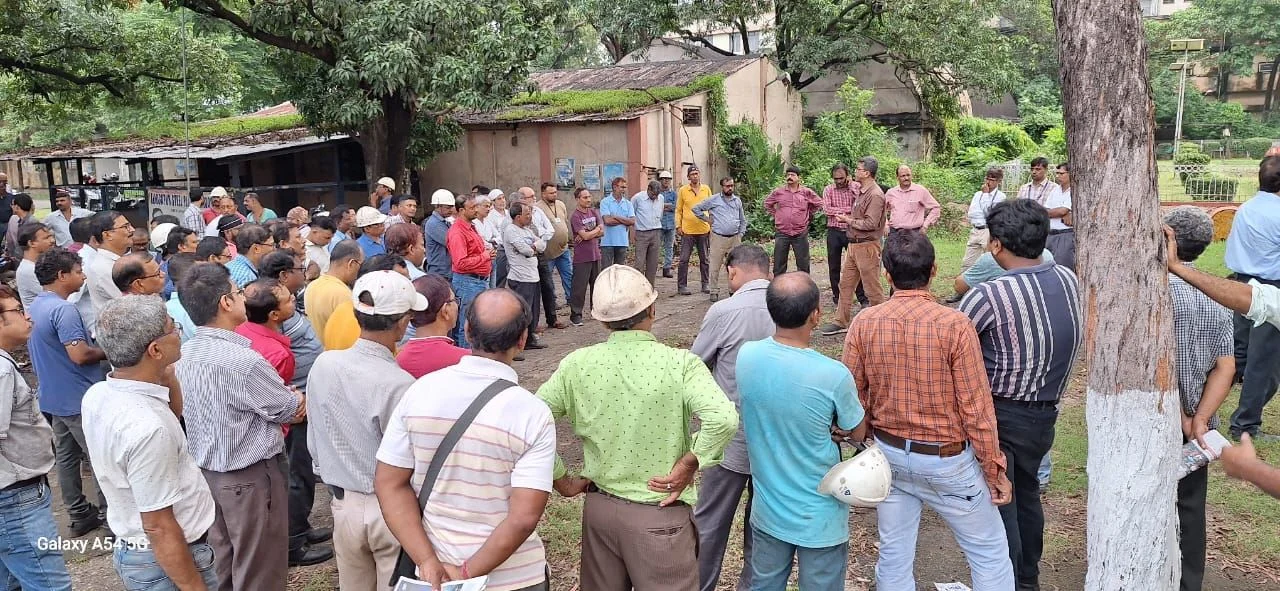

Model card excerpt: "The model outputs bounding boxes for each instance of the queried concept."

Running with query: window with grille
[682,107,703,127]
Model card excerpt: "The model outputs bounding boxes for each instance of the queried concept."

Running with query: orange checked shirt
[842,290,1006,487]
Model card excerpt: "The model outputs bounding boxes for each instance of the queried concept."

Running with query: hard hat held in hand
[817,442,892,508]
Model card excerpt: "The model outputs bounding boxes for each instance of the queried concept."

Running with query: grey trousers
[203,455,289,591]
[1045,229,1076,272]
[634,229,662,285]
[601,246,629,269]
[51,414,106,522]
[692,466,753,591]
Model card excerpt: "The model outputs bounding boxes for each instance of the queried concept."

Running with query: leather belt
[849,236,879,244]
[329,485,345,500]
[1049,229,1074,235]
[1,474,45,492]
[874,429,968,458]
[994,397,1058,409]
[459,272,488,280]
[124,530,208,550]
[714,232,738,238]
[586,483,685,507]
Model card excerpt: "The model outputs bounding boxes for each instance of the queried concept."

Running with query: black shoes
[526,340,547,350]
[289,544,334,567]
[662,269,673,278]
[306,527,332,545]
[69,508,104,538]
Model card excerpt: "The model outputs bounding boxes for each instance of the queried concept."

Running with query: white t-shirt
[305,242,331,274]
[376,356,556,591]
[82,377,216,545]
[1045,186,1072,231]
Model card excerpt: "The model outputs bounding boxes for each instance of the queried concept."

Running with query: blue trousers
[749,528,846,591]
[452,273,489,349]
[0,478,72,591]
[113,541,219,590]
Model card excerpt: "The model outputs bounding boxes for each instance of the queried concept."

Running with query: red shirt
[446,217,492,276]
[764,185,821,236]
[235,322,295,385]
[396,336,470,378]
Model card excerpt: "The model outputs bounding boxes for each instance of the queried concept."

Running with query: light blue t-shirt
[737,337,865,548]
[598,196,634,247]
[962,249,1055,289]
[28,291,106,417]
[1224,191,1280,280]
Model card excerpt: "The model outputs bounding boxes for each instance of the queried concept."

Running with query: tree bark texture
[359,95,415,192]
[1053,0,1181,589]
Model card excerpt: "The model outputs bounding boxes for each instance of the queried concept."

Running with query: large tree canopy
[1165,0,1280,115]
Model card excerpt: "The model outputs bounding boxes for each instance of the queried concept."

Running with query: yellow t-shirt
[676,183,713,235]
[321,301,360,351]
[303,274,351,339]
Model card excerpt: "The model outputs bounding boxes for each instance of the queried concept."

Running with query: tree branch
[0,56,126,97]
[178,0,336,65]
[821,0,875,38]
[675,29,736,57]
[137,72,186,83]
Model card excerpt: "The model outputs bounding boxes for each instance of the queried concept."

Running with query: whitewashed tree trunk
[1053,1,1182,589]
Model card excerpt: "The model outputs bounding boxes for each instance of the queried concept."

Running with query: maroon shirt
[396,336,470,379]
[764,186,821,236]
[570,208,602,264]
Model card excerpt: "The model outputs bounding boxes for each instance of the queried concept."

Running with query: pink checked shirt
[765,185,821,236]
[884,183,941,230]
[823,183,859,231]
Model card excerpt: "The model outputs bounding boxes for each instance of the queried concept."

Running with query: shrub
[719,122,784,241]
[1174,149,1211,167]
[1042,125,1067,162]
[1184,173,1239,201]
[1239,137,1277,159]
[955,118,1039,162]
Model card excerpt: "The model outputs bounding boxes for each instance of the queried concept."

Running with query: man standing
[1044,163,1075,271]
[676,166,713,296]
[182,189,207,234]
[962,168,1007,272]
[764,166,821,275]
[370,176,396,212]
[397,275,470,378]
[236,279,298,387]
[1015,157,1062,208]
[83,296,219,590]
[44,189,93,247]
[386,195,418,227]
[598,178,634,269]
[244,192,277,224]
[0,174,15,247]
[884,165,940,234]
[534,183,574,313]
[175,262,306,590]
[739,272,866,590]
[446,194,493,349]
[112,252,168,297]
[85,211,134,324]
[0,283,73,590]
[355,206,388,258]
[844,230,1013,591]
[958,200,1081,591]
[504,201,548,350]
[518,187,562,330]
[424,189,456,279]
[692,177,748,302]
[30,246,108,536]
[305,215,337,277]
[471,194,499,284]
[631,180,665,285]
[377,288,556,591]
[538,264,738,590]
[822,164,858,308]
[310,271,423,589]
[15,223,55,309]
[5,193,34,258]
[225,224,273,288]
[822,157,887,335]
[305,240,365,339]
[1222,154,1280,440]
[486,189,511,285]
[659,170,678,278]
[690,245,774,591]
[329,205,356,250]
[568,187,603,327]
[1162,206,1236,591]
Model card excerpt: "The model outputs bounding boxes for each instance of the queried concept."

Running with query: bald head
[765,272,820,329]
[896,164,913,188]
[465,288,531,355]
[517,187,536,203]
[113,252,164,295]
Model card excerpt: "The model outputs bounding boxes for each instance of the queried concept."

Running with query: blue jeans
[452,273,489,349]
[546,251,573,304]
[113,541,219,590]
[749,527,846,591]
[661,228,675,270]
[874,440,1014,591]
[0,478,72,591]
[1038,454,1052,488]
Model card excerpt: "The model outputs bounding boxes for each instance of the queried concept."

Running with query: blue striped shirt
[225,255,258,288]
[958,261,1082,402]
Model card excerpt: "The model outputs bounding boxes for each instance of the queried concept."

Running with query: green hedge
[1184,173,1239,201]
[955,118,1040,162]
[1239,137,1277,159]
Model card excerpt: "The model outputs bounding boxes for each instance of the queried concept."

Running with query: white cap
[150,223,176,249]
[431,189,455,206]
[658,170,673,179]
[209,186,229,198]
[352,271,428,315]
[591,265,658,322]
[487,188,505,200]
[377,177,396,191]
[355,206,387,227]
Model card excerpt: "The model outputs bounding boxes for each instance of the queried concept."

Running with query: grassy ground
[1158,159,1260,202]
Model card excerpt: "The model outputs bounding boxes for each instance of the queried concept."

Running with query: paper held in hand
[1177,430,1232,480]
[393,575,489,591]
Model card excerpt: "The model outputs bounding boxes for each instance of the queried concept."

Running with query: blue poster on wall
[581,164,601,192]
[555,158,575,188]
[602,162,626,196]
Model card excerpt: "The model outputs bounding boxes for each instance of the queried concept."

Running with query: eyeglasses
[0,305,24,317]
[256,241,275,248]
[221,287,245,303]
[112,222,135,233]
[134,272,164,282]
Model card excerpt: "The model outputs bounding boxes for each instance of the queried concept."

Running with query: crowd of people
[0,152,1276,591]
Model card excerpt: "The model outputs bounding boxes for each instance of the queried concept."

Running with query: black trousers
[510,279,542,341]
[994,400,1057,586]
[285,422,316,550]
[825,227,849,303]
[536,260,557,325]
[772,232,810,276]
[678,232,710,289]
[569,261,601,324]
[1230,274,1280,436]
[1178,447,1209,591]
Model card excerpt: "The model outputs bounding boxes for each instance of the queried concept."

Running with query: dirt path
[54,259,1274,590]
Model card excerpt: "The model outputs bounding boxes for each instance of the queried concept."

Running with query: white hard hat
[658,170,673,179]
[591,265,658,322]
[149,223,177,249]
[377,177,396,191]
[817,442,892,508]
[354,206,387,227]
[431,189,455,206]
[209,186,229,199]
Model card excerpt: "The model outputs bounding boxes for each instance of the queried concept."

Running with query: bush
[1174,149,1211,166]
[1184,173,1239,201]
[1042,125,1067,162]
[719,122,784,242]
[1239,137,1277,159]
[955,118,1040,162]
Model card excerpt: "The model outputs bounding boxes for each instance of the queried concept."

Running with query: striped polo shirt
[958,260,1083,403]
[376,356,556,591]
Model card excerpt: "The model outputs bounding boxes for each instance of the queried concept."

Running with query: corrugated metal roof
[529,56,756,92]
[0,128,347,162]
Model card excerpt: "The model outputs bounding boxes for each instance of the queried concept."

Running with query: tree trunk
[1263,54,1280,116]
[359,94,416,195]
[1054,0,1182,589]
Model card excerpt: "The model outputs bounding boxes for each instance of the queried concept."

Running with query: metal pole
[1173,48,1189,156]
